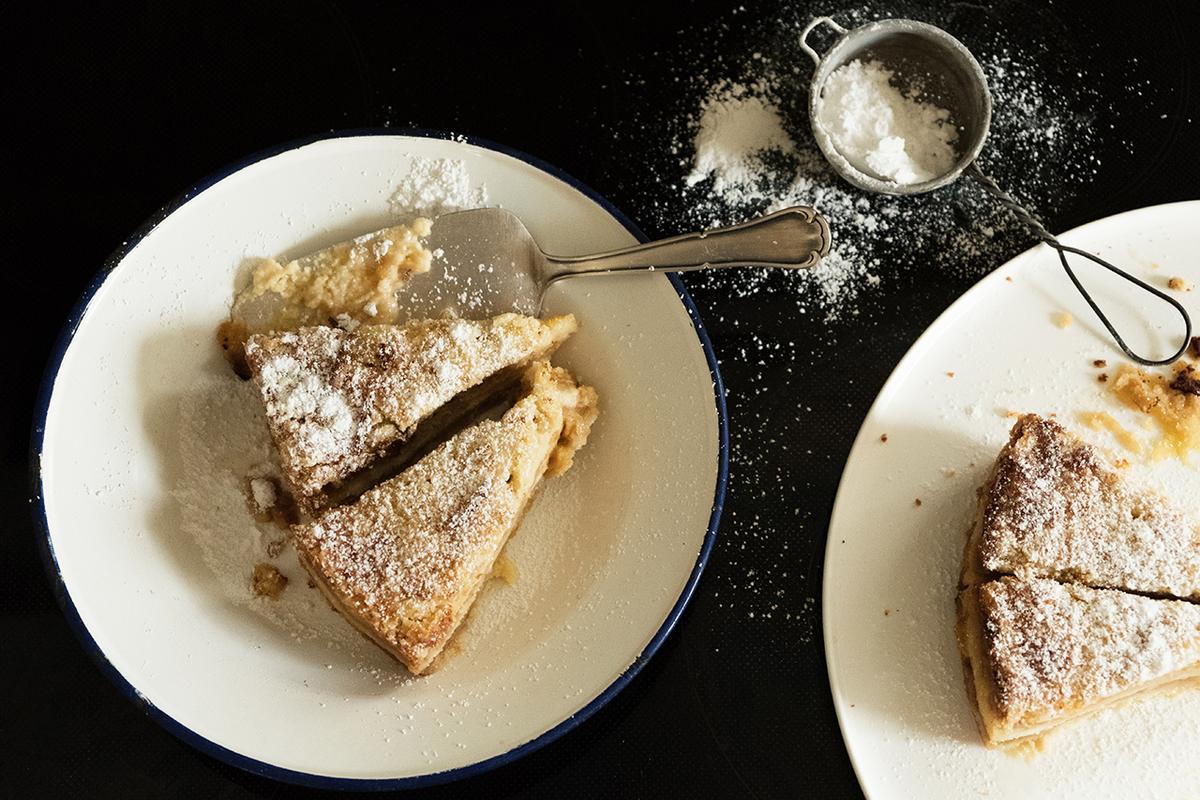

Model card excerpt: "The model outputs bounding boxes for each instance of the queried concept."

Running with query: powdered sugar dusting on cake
[244,314,574,497]
[981,415,1200,599]
[301,417,519,608]
[255,352,355,466]
[388,157,489,219]
[981,577,1200,723]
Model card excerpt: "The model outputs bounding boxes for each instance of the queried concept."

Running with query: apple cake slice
[956,576,1200,748]
[961,414,1200,600]
[244,313,576,509]
[291,361,598,674]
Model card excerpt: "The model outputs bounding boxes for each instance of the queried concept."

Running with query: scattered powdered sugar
[599,4,1105,332]
[673,49,1097,322]
[388,157,489,219]
[817,59,958,185]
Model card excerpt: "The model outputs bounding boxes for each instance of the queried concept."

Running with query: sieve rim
[805,18,993,196]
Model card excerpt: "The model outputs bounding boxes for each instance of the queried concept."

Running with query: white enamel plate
[824,201,1200,799]
[33,133,727,788]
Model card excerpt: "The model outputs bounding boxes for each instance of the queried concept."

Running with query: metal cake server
[388,206,831,319]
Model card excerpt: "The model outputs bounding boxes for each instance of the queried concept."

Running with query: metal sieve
[800,16,1192,365]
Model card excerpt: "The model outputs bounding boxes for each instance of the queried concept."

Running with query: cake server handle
[540,206,832,285]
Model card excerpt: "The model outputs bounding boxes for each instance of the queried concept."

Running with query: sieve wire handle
[967,162,1192,366]
[799,17,848,67]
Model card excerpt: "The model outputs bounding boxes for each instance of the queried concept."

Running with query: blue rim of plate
[29,129,729,790]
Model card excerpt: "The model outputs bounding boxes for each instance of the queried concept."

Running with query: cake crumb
[1093,359,1107,368]
[252,563,288,600]
[1170,364,1200,396]
[1052,311,1074,329]
[248,477,277,515]
[880,433,888,442]
[1167,276,1189,291]
[1098,373,1109,383]
[913,498,922,507]
[946,371,956,378]
[245,475,298,528]
[1110,363,1200,460]
[1078,410,1142,454]
[1189,336,1200,359]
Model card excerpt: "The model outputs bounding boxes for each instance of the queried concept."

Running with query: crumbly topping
[244,313,576,497]
[292,363,598,673]
[980,577,1200,725]
[1110,364,1200,461]
[980,415,1200,600]
[255,351,354,466]
[219,219,433,373]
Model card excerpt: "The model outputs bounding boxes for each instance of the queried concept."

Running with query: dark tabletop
[5,1,1198,797]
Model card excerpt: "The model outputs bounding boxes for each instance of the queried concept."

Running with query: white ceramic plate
[824,201,1200,799]
[33,133,727,788]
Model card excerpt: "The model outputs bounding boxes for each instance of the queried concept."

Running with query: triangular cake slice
[956,576,1200,748]
[244,313,576,507]
[291,361,598,674]
[961,414,1200,600]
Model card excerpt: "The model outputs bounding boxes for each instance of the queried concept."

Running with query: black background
[5,2,1198,798]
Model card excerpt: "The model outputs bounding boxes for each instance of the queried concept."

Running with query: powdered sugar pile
[685,80,796,198]
[389,157,489,219]
[817,59,958,185]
